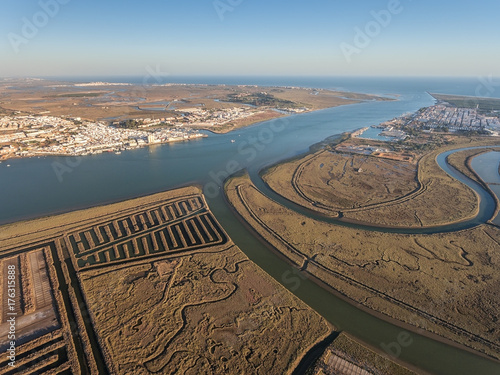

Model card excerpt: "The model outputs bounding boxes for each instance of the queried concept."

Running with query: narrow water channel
[1,87,498,374]
[471,151,500,225]
[245,146,499,234]
[206,146,500,375]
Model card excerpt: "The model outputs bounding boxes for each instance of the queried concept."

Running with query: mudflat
[0,79,389,134]
[0,186,332,374]
[263,138,500,227]
[226,173,500,360]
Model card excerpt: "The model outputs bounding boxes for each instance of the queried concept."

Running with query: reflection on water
[490,185,500,225]
[471,151,500,225]
[471,151,500,184]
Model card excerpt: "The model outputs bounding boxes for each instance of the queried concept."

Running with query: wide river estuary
[1,77,499,374]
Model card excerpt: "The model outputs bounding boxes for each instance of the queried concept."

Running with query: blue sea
[44,75,500,98]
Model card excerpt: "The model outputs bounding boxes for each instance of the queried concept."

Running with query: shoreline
[0,81,392,161]
[0,102,353,162]
[258,135,500,231]
[222,173,500,370]
[0,105,353,162]
[195,109,288,134]
[223,172,500,366]
[0,185,334,374]
[0,180,205,228]
[0,133,208,162]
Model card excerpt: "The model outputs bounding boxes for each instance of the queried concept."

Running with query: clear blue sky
[1,0,499,77]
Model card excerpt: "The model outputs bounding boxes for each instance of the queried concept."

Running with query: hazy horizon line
[3,74,498,80]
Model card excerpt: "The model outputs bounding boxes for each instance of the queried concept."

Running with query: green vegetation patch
[114,119,144,128]
[226,92,301,109]
[431,93,500,112]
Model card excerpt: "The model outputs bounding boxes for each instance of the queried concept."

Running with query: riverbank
[0,79,394,161]
[193,109,288,134]
[262,136,499,228]
[0,186,333,374]
[447,148,500,225]
[225,172,500,363]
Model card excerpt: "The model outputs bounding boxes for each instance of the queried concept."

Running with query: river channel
[211,145,500,375]
[471,151,500,225]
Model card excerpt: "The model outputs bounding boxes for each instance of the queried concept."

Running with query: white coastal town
[411,104,500,134]
[0,98,306,160]
[0,115,206,160]
[360,102,500,143]
[2,98,499,161]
